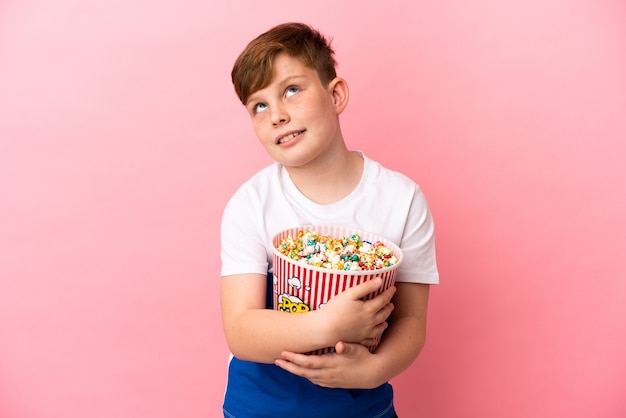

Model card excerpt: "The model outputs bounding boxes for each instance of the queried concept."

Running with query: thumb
[343,277,383,300]
[334,340,353,355]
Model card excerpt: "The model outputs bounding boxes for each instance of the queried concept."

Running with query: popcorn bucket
[271,225,403,354]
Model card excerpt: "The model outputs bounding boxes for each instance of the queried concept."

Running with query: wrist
[309,308,339,349]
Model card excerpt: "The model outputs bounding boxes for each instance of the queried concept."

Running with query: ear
[328,77,349,115]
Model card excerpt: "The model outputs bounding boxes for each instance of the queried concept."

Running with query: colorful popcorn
[276,229,398,271]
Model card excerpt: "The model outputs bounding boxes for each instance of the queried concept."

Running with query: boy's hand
[275,341,383,389]
[320,277,396,346]
[276,282,431,388]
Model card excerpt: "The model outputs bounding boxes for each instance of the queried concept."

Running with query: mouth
[276,130,305,145]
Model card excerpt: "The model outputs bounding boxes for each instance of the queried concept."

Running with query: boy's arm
[220,273,396,364]
[274,282,429,388]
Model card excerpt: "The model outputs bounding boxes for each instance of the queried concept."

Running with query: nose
[271,103,289,126]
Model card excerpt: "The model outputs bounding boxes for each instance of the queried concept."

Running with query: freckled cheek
[252,124,272,144]
[251,118,264,133]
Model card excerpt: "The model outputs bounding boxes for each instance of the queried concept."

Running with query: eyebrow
[280,75,307,84]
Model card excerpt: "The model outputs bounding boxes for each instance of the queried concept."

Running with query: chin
[272,151,312,169]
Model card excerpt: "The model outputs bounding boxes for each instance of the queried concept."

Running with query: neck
[285,149,364,205]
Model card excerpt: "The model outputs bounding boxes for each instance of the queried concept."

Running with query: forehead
[246,54,319,103]
[272,53,311,77]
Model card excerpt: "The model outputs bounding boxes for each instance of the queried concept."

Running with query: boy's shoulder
[230,162,281,198]
[365,154,420,190]
[245,162,280,184]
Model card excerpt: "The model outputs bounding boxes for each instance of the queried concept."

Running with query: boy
[220,22,438,417]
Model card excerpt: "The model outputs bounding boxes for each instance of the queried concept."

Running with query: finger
[275,358,308,377]
[357,337,378,347]
[341,277,383,300]
[375,301,394,322]
[365,284,396,304]
[379,284,397,302]
[374,319,389,335]
[335,341,361,356]
[279,351,313,367]
[361,320,388,344]
[363,286,396,313]
[335,340,348,354]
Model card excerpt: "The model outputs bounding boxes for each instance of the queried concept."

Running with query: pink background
[1,1,625,417]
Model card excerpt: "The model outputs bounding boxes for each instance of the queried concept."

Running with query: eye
[285,86,299,97]
[253,102,268,114]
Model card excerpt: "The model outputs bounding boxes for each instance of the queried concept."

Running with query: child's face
[244,53,346,170]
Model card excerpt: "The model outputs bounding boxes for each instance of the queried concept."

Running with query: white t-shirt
[221,153,438,284]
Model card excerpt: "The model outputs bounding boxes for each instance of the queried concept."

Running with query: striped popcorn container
[271,225,403,354]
